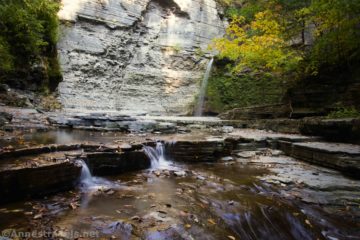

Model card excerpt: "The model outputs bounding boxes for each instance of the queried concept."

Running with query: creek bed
[1,150,360,239]
[0,128,360,239]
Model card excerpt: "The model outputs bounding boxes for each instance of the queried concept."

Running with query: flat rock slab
[293,142,360,155]
[229,129,317,142]
[255,155,360,205]
[0,150,82,171]
[278,141,360,178]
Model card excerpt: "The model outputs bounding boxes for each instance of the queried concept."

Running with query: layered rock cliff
[57,0,225,115]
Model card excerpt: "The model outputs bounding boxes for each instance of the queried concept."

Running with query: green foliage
[206,67,286,112]
[303,0,360,73]
[211,9,302,76]
[207,0,360,112]
[0,37,13,73]
[327,106,360,119]
[0,0,61,89]
[212,0,360,77]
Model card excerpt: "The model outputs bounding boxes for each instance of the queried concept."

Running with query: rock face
[57,0,225,115]
[85,151,151,175]
[0,162,81,204]
[167,140,233,162]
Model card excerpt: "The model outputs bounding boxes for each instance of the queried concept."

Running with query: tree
[211,8,302,76]
[0,0,61,88]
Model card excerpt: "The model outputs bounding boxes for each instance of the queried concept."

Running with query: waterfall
[77,160,116,191]
[143,142,170,169]
[194,58,214,116]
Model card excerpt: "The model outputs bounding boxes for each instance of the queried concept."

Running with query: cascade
[78,160,116,191]
[194,58,214,116]
[143,142,170,169]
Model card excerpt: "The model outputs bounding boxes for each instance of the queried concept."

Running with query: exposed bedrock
[85,151,151,175]
[0,144,151,204]
[57,0,225,115]
[0,162,81,204]
[1,129,360,204]
[166,139,233,162]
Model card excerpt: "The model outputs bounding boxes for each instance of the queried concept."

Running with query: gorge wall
[57,0,225,115]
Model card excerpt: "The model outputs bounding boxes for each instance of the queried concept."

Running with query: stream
[0,130,359,239]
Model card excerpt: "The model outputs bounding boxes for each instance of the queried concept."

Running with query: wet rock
[278,140,360,178]
[235,151,257,159]
[221,126,234,133]
[0,111,13,126]
[153,170,161,177]
[119,143,133,151]
[85,151,151,176]
[167,141,231,162]
[153,122,177,134]
[220,156,234,161]
[196,175,206,181]
[178,127,191,134]
[188,124,206,129]
[173,171,186,177]
[0,161,81,204]
[270,149,283,156]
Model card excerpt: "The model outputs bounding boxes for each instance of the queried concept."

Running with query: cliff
[57,0,225,115]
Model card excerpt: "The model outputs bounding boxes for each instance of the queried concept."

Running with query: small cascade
[78,160,117,191]
[144,142,170,169]
[194,58,214,116]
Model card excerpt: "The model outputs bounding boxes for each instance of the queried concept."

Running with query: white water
[78,160,117,191]
[194,58,214,116]
[144,142,170,169]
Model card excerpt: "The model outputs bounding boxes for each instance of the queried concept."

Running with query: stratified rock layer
[58,0,225,115]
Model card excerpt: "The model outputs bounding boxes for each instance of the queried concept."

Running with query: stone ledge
[0,161,81,204]
[277,141,360,178]
[85,151,151,176]
[167,140,232,162]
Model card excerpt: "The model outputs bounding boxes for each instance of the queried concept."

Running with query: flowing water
[0,131,360,239]
[144,142,171,169]
[194,58,214,116]
[77,160,118,192]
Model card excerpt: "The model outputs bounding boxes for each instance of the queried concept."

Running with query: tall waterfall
[194,58,214,116]
[144,142,170,169]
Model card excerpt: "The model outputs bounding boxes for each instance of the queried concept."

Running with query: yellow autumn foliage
[211,10,302,75]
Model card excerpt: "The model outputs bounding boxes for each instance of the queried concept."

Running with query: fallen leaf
[228,236,236,240]
[207,219,216,225]
[69,202,78,210]
[305,219,313,228]
[185,224,191,229]
[33,213,43,220]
